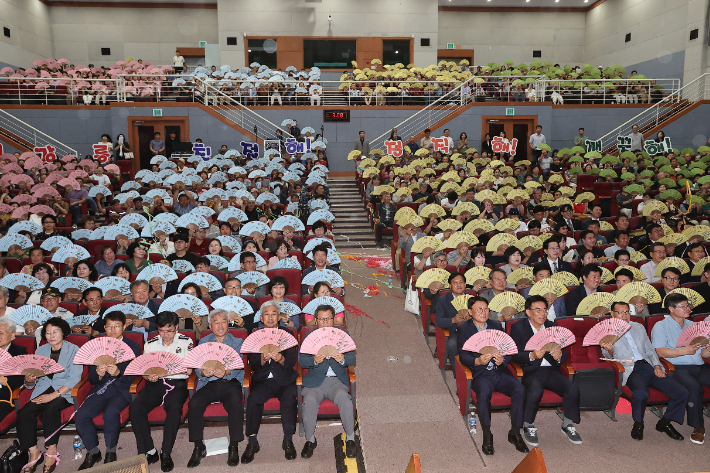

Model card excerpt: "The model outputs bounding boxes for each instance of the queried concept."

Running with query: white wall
[438,11,586,67]
[48,6,218,67]
[0,0,52,68]
[217,0,438,69]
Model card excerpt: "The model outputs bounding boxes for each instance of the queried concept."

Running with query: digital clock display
[324,110,350,122]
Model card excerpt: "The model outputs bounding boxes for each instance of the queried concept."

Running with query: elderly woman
[263,277,299,328]
[73,258,99,284]
[125,242,149,274]
[21,247,57,275]
[95,245,119,277]
[16,317,83,473]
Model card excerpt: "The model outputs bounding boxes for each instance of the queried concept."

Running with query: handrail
[0,109,77,156]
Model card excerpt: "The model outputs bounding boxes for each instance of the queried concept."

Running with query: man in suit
[242,301,299,463]
[457,296,528,455]
[554,205,576,234]
[71,287,108,335]
[398,222,427,270]
[77,311,142,469]
[299,305,357,459]
[510,295,582,446]
[353,131,370,156]
[301,245,343,296]
[647,267,681,315]
[601,301,688,441]
[435,273,470,374]
[635,223,665,258]
[521,264,567,320]
[479,269,523,322]
[526,236,573,274]
[0,316,26,422]
[230,252,269,300]
[581,204,603,230]
[565,264,602,316]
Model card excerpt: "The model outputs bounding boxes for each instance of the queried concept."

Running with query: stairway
[0,109,77,157]
[328,179,381,249]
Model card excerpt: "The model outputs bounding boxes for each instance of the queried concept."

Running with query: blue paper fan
[303,237,335,253]
[52,244,90,263]
[171,260,196,273]
[0,234,33,252]
[187,155,202,164]
[302,296,345,315]
[89,227,107,240]
[307,248,341,265]
[211,296,255,317]
[135,169,151,180]
[141,222,176,238]
[301,269,344,287]
[218,207,248,223]
[153,212,179,225]
[178,272,223,292]
[272,215,305,232]
[254,301,302,323]
[255,193,279,205]
[190,206,215,218]
[307,209,335,224]
[136,263,178,283]
[71,229,92,241]
[159,161,177,170]
[158,169,175,180]
[282,172,300,182]
[312,164,329,174]
[159,294,209,317]
[105,303,154,319]
[121,181,142,192]
[145,189,171,201]
[207,172,228,185]
[150,155,167,165]
[226,180,246,190]
[248,170,266,179]
[0,274,44,292]
[68,313,100,327]
[88,185,112,197]
[10,305,53,327]
[8,221,42,235]
[239,221,270,237]
[175,213,208,229]
[216,235,242,253]
[289,163,305,171]
[227,252,267,271]
[235,271,270,287]
[309,199,329,210]
[120,213,149,228]
[162,175,180,186]
[205,254,229,269]
[103,225,140,240]
[95,276,131,296]
[301,126,315,135]
[305,175,325,186]
[114,193,131,204]
[51,277,92,293]
[228,166,247,176]
[231,189,253,201]
[40,236,71,251]
[271,258,302,270]
[286,202,298,214]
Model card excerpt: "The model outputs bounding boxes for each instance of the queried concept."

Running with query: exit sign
[199,41,207,48]
[506,108,515,116]
[153,109,162,117]
[447,43,454,50]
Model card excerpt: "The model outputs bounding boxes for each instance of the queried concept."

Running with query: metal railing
[0,109,77,156]
[0,77,122,105]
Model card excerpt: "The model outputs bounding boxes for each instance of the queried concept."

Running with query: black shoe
[160,453,174,473]
[656,420,684,441]
[103,452,116,464]
[283,440,296,460]
[227,444,239,467]
[345,440,357,459]
[508,431,529,453]
[146,451,159,465]
[186,444,206,468]
[240,443,259,464]
[482,433,494,455]
[301,440,317,459]
[631,422,644,441]
[78,452,101,471]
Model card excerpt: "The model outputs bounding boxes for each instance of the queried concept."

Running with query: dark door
[487,123,505,140]
[512,123,530,161]
[164,125,183,156]
[137,125,155,171]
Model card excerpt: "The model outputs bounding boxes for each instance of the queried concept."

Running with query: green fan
[676,156,687,166]
[701,155,710,163]
[689,162,706,171]
[504,60,514,66]
[599,169,618,178]
[571,146,586,154]
[585,151,602,160]
[639,179,654,187]
[624,184,645,194]
[698,146,710,154]
[658,178,677,188]
[639,170,655,178]
[654,157,671,167]
[516,63,527,70]
[697,175,710,185]
[569,156,584,163]
[672,148,680,155]
[658,165,676,175]
[512,79,525,86]
[620,172,636,180]
[558,148,572,156]
[640,151,651,159]
[688,195,706,205]
[537,144,551,151]
[681,148,695,156]
[587,168,601,175]
[568,167,583,175]
[677,178,690,188]
[690,168,705,176]
[530,60,543,68]
[620,151,636,160]
[600,156,620,166]
[659,189,682,200]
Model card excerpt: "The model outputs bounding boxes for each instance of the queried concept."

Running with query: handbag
[404,276,420,315]
[0,440,28,473]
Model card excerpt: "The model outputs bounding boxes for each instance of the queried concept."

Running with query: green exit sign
[446,43,455,50]
[506,108,515,116]
[199,41,207,48]
[153,109,162,117]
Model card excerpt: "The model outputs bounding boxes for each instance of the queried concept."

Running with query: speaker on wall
[532,50,541,58]
[420,38,430,47]
[227,36,237,46]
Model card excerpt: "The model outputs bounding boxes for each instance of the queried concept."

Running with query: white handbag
[404,276,420,315]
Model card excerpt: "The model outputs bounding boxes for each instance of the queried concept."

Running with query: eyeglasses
[528,308,547,313]
[663,277,680,282]
[673,304,692,311]
[612,310,631,316]
[316,317,333,322]
[472,308,489,314]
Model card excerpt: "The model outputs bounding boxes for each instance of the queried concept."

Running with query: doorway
[482,116,537,163]
[128,117,190,175]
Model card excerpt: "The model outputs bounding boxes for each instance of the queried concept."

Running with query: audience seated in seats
[0,317,26,423]
[566,264,602,316]
[435,273,469,374]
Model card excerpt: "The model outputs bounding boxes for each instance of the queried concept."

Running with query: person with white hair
[0,286,14,319]
[0,316,26,423]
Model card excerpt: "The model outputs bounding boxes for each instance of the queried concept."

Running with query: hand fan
[271,215,305,232]
[159,294,209,319]
[410,236,445,255]
[495,218,521,232]
[616,281,662,305]
[120,213,149,228]
[489,292,526,317]
[528,279,569,300]
[0,351,11,367]
[524,326,576,352]
[437,219,463,233]
[303,238,335,254]
[175,213,209,229]
[582,319,631,346]
[653,257,690,277]
[171,260,196,273]
[464,219,495,235]
[68,313,101,328]
[307,210,335,225]
[95,276,131,298]
[178,273,223,294]
[415,268,450,291]
[642,200,669,217]
[215,235,241,253]
[239,221,270,237]
[205,254,229,270]
[233,271,269,291]
[104,303,154,321]
[255,192,279,205]
[52,244,90,264]
[302,296,346,316]
[0,234,33,252]
[254,301,303,323]
[211,295,255,321]
[183,342,244,373]
[285,202,298,214]
[240,328,299,354]
[306,248,341,265]
[300,327,356,357]
[418,204,446,218]
[675,321,710,347]
[446,231,479,249]
[394,207,416,225]
[190,206,216,218]
[103,225,140,241]
[0,273,44,292]
[272,258,302,270]
[450,294,475,315]
[153,212,179,226]
[690,256,710,276]
[124,352,186,377]
[0,355,64,377]
[507,267,534,286]
[136,263,178,285]
[301,269,344,288]
[51,277,92,296]
[74,337,135,366]
[576,292,616,317]
[140,222,177,239]
[464,266,491,287]
[8,221,42,235]
[217,207,249,225]
[462,330,518,355]
[10,305,53,334]
[227,252,268,272]
[145,188,171,200]
[452,202,480,217]
[665,288,706,309]
[485,233,518,253]
[515,235,543,254]
[614,265,647,281]
[89,227,108,240]
[121,181,142,192]
[88,185,112,198]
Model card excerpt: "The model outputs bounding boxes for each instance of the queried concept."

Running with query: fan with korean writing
[550,271,579,288]
[0,234,33,253]
[159,294,209,319]
[0,355,64,378]
[528,279,569,300]
[272,258,302,270]
[216,235,242,253]
[239,221,271,237]
[272,215,306,232]
[524,326,576,352]
[71,229,92,241]
[235,271,270,291]
[577,293,616,317]
[303,238,335,254]
[653,257,690,277]
[451,294,475,315]
[137,264,178,285]
[10,305,53,335]
[515,235,543,254]
[183,342,244,375]
[464,266,491,287]
[582,318,631,346]
[489,292,526,318]
[300,327,356,357]
[205,254,230,270]
[74,337,136,366]
[494,218,521,232]
[178,273,223,294]
[394,207,416,225]
[95,276,131,299]
[254,301,302,323]
[175,213,209,230]
[451,202,480,217]
[507,267,534,287]
[614,265,647,281]
[486,233,517,253]
[464,219,495,235]
[675,321,710,347]
[105,303,154,321]
[301,269,344,288]
[217,207,248,224]
[411,236,445,255]
[302,296,345,316]
[691,256,710,277]
[0,274,45,293]
[616,281,662,305]
[40,235,72,253]
[7,221,42,236]
[50,277,92,297]
[104,225,140,241]
[462,330,518,355]
[68,313,101,328]
[124,352,186,377]
[240,328,299,354]
[210,295,255,322]
[52,244,90,264]
[171,260,196,274]
[664,288,706,309]
[415,268,451,291]
[446,231,479,249]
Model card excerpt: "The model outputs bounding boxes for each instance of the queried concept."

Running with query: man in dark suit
[242,301,299,464]
[574,230,605,260]
[521,264,567,320]
[77,312,142,469]
[126,280,159,334]
[435,273,470,374]
[510,295,582,447]
[647,267,681,315]
[527,236,574,274]
[635,223,665,257]
[565,264,602,316]
[72,287,108,335]
[554,205,576,234]
[692,264,710,314]
[581,204,603,230]
[0,316,27,422]
[457,297,528,455]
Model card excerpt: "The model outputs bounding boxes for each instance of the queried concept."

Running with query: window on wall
[247,39,278,69]
[303,40,356,69]
[383,39,410,66]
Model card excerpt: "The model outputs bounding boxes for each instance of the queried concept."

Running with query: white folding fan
[159,294,209,319]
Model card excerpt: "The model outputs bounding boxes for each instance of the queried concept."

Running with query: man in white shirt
[639,242,666,283]
[0,287,14,320]
[630,124,644,152]
[528,125,546,166]
[441,129,454,154]
[173,50,185,72]
[91,166,111,187]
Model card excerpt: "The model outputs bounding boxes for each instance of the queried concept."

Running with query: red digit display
[323,110,350,122]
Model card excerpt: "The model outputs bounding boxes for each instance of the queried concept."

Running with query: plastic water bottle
[388,277,393,288]
[73,435,83,460]
[467,412,477,435]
